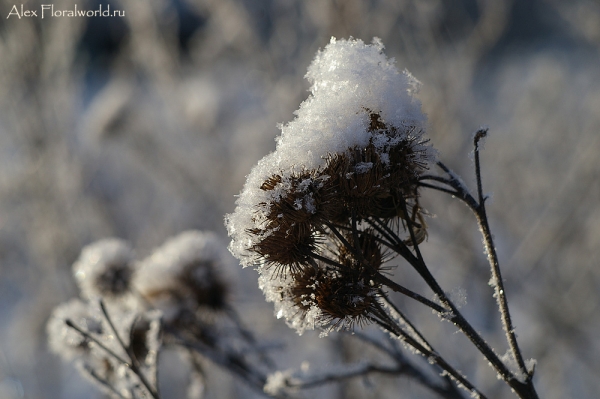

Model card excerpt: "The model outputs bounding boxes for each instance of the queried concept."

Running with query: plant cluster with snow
[49,38,539,399]
[225,38,539,399]
[227,38,434,334]
[47,231,278,399]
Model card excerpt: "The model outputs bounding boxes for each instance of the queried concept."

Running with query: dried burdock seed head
[260,171,340,229]
[250,224,317,274]
[73,239,136,300]
[289,265,319,314]
[289,264,381,331]
[324,147,388,220]
[257,257,382,335]
[179,259,229,311]
[315,273,380,330]
[134,231,232,322]
[325,110,431,221]
[226,38,435,335]
[248,170,341,274]
[337,230,384,273]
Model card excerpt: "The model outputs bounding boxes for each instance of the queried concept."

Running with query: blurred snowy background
[1,0,599,397]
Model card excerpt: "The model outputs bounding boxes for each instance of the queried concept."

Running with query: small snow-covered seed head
[129,311,162,367]
[134,231,231,322]
[337,230,384,272]
[178,259,228,311]
[73,239,136,300]
[47,298,104,360]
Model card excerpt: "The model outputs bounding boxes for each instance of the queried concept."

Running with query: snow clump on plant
[226,37,435,334]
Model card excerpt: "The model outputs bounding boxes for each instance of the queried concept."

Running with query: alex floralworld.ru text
[7,4,125,19]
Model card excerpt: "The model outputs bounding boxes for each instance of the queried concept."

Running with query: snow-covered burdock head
[133,231,230,322]
[225,37,435,334]
[73,238,136,300]
[47,298,105,361]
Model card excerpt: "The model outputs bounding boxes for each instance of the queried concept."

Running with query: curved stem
[380,292,434,352]
[396,197,518,385]
[320,222,447,313]
[99,301,160,399]
[473,131,530,380]
[416,135,538,398]
[369,304,487,399]
[418,181,461,196]
[373,272,447,313]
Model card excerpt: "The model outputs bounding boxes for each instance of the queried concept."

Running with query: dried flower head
[259,257,382,335]
[129,310,162,368]
[226,37,434,334]
[134,231,231,322]
[73,239,136,300]
[323,110,429,221]
[250,170,340,274]
[337,229,384,272]
[47,298,104,361]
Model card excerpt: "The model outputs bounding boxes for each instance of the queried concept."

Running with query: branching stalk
[99,301,161,399]
[411,130,538,398]
[369,304,487,399]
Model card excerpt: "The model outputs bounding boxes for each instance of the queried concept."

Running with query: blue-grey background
[1,0,599,397]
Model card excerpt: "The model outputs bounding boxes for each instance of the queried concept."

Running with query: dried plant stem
[81,363,129,399]
[346,201,515,390]
[64,319,129,365]
[393,198,517,384]
[350,329,466,398]
[288,363,404,389]
[373,272,447,313]
[416,130,538,399]
[380,293,434,352]
[471,131,536,397]
[333,213,505,397]
[166,327,276,398]
[369,304,487,399]
[472,131,528,374]
[225,306,277,370]
[320,223,446,313]
[403,212,536,396]
[99,301,161,399]
[65,318,160,399]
